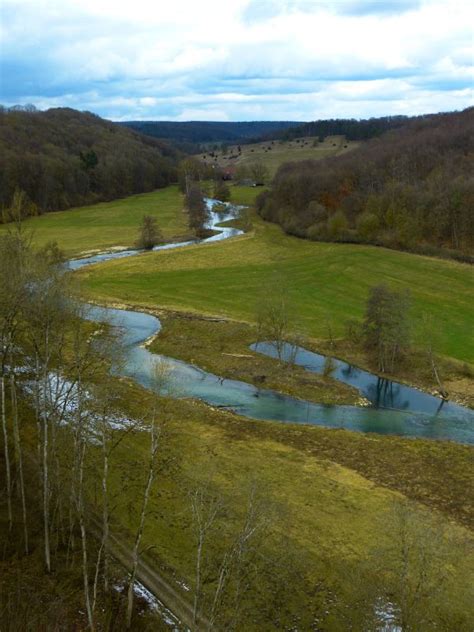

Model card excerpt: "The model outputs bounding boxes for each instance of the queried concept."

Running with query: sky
[0,0,473,121]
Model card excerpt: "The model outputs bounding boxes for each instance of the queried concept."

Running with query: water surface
[80,305,474,444]
[72,200,474,444]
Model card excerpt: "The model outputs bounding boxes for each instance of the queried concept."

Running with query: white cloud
[0,0,472,120]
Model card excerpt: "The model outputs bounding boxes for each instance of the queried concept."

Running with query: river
[70,199,474,445]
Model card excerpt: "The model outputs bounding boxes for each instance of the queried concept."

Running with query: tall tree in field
[248,161,269,184]
[186,183,208,237]
[255,274,295,361]
[363,284,411,373]
[213,179,230,202]
[136,215,162,250]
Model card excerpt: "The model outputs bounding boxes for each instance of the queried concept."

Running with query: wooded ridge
[0,107,180,217]
[257,107,474,257]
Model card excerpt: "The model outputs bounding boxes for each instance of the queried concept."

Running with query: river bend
[70,199,474,445]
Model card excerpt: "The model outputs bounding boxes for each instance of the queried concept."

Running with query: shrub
[327,210,348,238]
[357,212,380,240]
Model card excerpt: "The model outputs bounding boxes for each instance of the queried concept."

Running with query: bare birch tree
[126,404,160,628]
[420,313,447,399]
[189,486,223,627]
[0,230,32,534]
[189,482,270,630]
[10,371,28,552]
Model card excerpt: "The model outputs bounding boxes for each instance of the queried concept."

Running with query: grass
[0,184,262,256]
[79,213,474,364]
[228,184,268,206]
[0,186,189,256]
[148,312,360,405]
[102,379,474,629]
[203,135,358,178]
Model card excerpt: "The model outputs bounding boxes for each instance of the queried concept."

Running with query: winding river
[71,200,474,445]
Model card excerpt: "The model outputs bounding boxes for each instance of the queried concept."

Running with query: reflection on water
[82,306,474,445]
[251,341,471,420]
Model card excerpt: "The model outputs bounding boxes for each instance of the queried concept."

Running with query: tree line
[121,120,302,146]
[257,107,474,257]
[0,107,180,220]
[259,113,414,142]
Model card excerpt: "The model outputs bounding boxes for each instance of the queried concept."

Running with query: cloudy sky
[1,0,472,121]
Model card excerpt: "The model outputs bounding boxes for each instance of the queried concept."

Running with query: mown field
[78,209,474,364]
[0,186,189,256]
[0,184,261,256]
[202,135,358,177]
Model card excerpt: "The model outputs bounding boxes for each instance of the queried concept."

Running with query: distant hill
[0,107,180,216]
[120,120,304,146]
[259,115,416,142]
[201,134,358,179]
[257,108,474,258]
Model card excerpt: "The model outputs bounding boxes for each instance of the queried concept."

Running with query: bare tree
[363,284,411,373]
[10,372,28,552]
[190,487,223,626]
[25,264,73,572]
[136,215,162,250]
[248,161,269,185]
[0,376,12,530]
[126,405,160,628]
[420,313,447,398]
[189,482,270,630]
[207,485,269,630]
[186,183,208,238]
[0,230,32,533]
[255,275,293,361]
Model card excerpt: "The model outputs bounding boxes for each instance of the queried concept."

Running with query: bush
[327,210,348,238]
[357,212,380,240]
[307,201,328,224]
[307,222,328,241]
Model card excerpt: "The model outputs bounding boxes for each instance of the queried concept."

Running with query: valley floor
[3,184,472,629]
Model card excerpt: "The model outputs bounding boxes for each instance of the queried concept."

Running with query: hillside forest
[0,107,180,218]
[256,108,474,258]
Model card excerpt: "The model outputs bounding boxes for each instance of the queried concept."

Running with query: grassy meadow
[202,135,358,177]
[0,185,189,256]
[100,379,474,630]
[79,211,474,364]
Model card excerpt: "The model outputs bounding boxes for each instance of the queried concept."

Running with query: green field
[203,135,358,177]
[0,186,189,255]
[79,213,474,364]
[0,184,263,256]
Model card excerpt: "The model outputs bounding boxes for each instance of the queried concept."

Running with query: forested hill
[120,120,303,145]
[257,108,474,258]
[259,114,415,142]
[0,107,180,216]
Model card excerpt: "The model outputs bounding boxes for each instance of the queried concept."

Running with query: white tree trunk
[126,419,158,629]
[10,374,28,553]
[1,375,12,531]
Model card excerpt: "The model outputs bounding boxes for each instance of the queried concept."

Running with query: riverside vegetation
[257,108,474,258]
[1,109,474,630]
[1,226,473,630]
